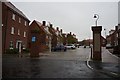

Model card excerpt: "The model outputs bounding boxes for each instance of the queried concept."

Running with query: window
[46,42,48,46]
[45,27,49,32]
[22,44,26,49]
[25,21,27,26]
[19,18,21,23]
[46,35,48,39]
[24,31,26,37]
[12,14,15,20]
[11,27,14,34]
[9,41,13,49]
[18,29,20,35]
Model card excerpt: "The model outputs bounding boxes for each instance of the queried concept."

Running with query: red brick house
[118,24,120,46]
[82,39,93,46]
[62,33,67,45]
[29,20,51,52]
[114,26,119,46]
[2,2,30,53]
[82,36,106,47]
[66,32,78,44]
[55,27,62,45]
[112,25,120,54]
[106,27,118,47]
[105,25,120,54]
[101,36,106,47]
[48,24,58,48]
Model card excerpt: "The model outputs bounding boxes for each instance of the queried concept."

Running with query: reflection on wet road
[3,47,113,78]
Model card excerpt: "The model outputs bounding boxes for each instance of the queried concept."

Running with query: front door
[16,41,22,53]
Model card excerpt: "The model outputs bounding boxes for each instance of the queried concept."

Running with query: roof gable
[4,2,30,21]
[35,20,51,35]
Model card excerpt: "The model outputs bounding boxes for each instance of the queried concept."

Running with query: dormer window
[12,14,15,20]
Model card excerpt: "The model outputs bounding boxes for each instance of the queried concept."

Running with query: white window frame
[22,44,26,50]
[18,29,20,35]
[16,40,22,49]
[25,21,27,26]
[19,18,21,23]
[2,24,3,27]
[9,41,13,49]
[11,27,14,34]
[24,31,26,37]
[46,35,48,39]
[12,14,15,20]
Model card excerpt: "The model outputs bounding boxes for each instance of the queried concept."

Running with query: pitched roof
[106,30,117,38]
[101,36,106,40]
[4,2,30,21]
[49,27,57,37]
[35,20,51,35]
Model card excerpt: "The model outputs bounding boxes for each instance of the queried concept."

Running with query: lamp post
[93,14,99,26]
[92,14,102,61]
[104,28,106,38]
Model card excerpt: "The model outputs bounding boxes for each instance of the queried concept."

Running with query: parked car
[51,45,67,52]
[66,44,76,49]
[106,44,113,49]
[75,44,80,48]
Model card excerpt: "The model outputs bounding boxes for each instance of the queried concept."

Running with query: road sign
[32,36,36,42]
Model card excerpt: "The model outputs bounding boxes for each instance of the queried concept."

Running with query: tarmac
[87,47,120,78]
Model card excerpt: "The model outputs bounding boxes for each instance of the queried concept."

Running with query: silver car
[66,44,76,49]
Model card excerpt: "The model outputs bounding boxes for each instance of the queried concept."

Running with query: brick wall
[2,3,30,53]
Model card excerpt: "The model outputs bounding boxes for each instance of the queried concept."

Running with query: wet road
[2,47,114,78]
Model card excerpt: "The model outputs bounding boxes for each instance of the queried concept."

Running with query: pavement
[87,47,120,78]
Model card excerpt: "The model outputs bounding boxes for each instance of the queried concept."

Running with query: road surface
[2,47,116,78]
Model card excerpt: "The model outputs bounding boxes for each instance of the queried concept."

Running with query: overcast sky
[9,0,119,41]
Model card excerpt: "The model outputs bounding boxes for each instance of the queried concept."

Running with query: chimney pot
[115,26,118,31]
[50,24,52,28]
[56,27,59,31]
[42,21,46,26]
[60,29,62,33]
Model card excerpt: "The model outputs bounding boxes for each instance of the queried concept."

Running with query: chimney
[42,21,46,26]
[60,29,62,33]
[50,24,52,28]
[56,27,59,31]
[115,26,118,31]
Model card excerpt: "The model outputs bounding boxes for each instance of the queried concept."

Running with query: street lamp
[93,14,99,26]
[104,28,106,38]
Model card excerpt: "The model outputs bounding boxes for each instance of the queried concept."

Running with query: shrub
[5,48,19,54]
[23,48,30,53]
